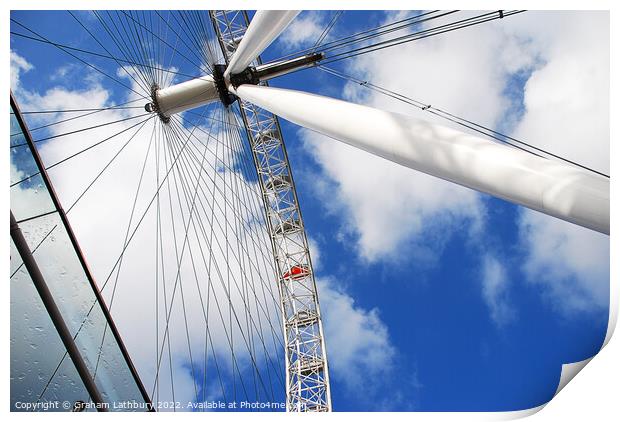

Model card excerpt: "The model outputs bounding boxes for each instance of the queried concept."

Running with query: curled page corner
[554,357,593,396]
[603,286,618,348]
[491,357,594,420]
[493,404,546,420]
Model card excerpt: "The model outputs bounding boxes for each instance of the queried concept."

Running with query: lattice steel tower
[210,10,332,412]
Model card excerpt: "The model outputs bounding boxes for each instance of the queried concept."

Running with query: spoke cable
[319,65,610,178]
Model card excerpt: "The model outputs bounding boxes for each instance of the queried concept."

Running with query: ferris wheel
[9,9,609,413]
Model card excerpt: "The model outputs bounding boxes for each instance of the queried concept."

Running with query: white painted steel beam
[231,84,610,234]
[154,75,218,117]
[224,11,300,78]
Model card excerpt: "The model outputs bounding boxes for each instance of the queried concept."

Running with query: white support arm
[231,84,609,234]
[225,10,300,78]
[155,75,218,117]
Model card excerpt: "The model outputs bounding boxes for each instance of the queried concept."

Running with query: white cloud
[300,11,542,263]
[481,255,515,326]
[10,49,33,91]
[317,277,396,394]
[519,210,609,313]
[301,128,484,263]
[508,12,610,314]
[279,11,327,50]
[343,12,537,129]
[509,11,609,174]
[301,11,609,317]
[307,236,322,271]
[317,275,421,409]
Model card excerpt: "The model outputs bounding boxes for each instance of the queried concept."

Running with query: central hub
[213,64,238,107]
[145,83,170,123]
[143,53,323,119]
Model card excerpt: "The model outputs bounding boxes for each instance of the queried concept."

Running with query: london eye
[9,9,610,412]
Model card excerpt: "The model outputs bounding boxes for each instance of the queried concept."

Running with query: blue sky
[10,10,610,412]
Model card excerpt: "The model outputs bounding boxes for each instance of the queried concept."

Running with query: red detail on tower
[282,265,309,280]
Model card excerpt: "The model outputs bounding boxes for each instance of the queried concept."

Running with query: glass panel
[10,144,38,182]
[29,220,146,407]
[10,113,55,222]
[38,356,97,413]
[10,239,91,412]
[10,111,28,147]
[12,211,59,253]
[10,101,150,411]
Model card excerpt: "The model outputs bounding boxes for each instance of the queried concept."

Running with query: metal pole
[224,10,299,78]
[10,211,108,411]
[231,83,610,235]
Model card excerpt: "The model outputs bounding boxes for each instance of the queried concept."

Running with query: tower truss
[210,10,332,412]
